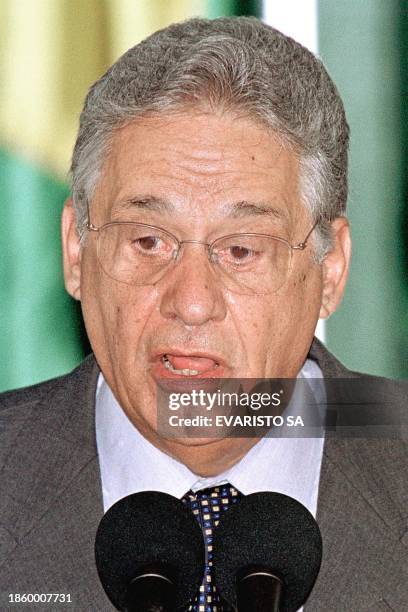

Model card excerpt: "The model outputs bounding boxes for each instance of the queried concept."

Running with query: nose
[159,243,227,326]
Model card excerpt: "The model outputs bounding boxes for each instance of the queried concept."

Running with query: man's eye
[220,244,260,265]
[135,235,162,251]
[128,233,175,261]
[130,234,174,255]
[228,245,255,261]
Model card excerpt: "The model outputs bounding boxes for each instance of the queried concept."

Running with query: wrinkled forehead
[91,111,306,229]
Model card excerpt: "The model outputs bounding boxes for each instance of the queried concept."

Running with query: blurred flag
[0,0,406,392]
[0,0,261,391]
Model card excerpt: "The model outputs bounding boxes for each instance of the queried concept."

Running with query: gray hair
[71,16,349,260]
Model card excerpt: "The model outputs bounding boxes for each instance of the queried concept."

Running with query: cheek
[80,280,121,367]
[286,263,323,330]
[80,250,154,358]
[248,265,322,347]
[110,298,154,344]
[96,289,154,342]
[226,292,284,355]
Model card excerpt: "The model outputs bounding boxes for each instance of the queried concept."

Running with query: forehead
[93,111,303,225]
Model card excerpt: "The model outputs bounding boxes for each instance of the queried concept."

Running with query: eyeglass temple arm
[292,219,320,250]
[85,201,98,232]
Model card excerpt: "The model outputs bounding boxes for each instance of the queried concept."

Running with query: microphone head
[213,492,322,612]
[95,491,205,610]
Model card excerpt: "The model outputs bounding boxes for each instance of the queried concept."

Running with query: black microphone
[95,492,205,611]
[213,492,322,612]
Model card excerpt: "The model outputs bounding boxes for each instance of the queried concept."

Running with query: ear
[61,198,82,301]
[319,217,351,319]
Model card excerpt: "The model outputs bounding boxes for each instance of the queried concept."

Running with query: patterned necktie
[182,483,243,612]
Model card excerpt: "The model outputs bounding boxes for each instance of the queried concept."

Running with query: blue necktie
[182,483,243,612]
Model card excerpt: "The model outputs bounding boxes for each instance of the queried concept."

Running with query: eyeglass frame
[85,202,319,288]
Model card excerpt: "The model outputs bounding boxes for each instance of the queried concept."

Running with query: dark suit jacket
[0,339,407,611]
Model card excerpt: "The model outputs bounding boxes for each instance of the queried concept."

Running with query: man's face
[63,111,348,446]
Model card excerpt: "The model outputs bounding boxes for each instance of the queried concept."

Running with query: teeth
[162,355,199,376]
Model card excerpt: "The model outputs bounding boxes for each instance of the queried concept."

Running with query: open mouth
[161,354,220,377]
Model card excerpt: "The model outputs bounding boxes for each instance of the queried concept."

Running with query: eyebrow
[116,195,286,220]
[227,200,285,220]
[118,196,175,214]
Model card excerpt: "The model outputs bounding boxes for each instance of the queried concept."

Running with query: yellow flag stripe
[0,0,206,177]
[108,0,206,59]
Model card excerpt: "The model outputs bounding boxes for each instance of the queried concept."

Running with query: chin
[156,423,230,447]
[162,436,224,448]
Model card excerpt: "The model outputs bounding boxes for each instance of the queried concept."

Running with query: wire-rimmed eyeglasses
[86,213,317,296]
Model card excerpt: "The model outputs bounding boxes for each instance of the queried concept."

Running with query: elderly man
[1,16,406,612]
